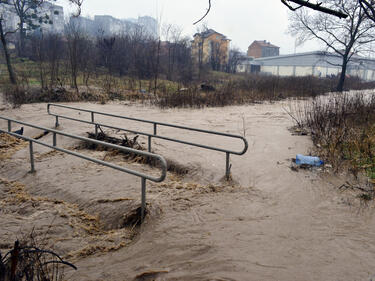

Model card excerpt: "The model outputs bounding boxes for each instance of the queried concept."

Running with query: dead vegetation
[0,177,141,262]
[81,129,190,176]
[290,92,375,199]
[153,75,375,109]
[0,238,77,281]
[3,71,375,109]
[0,133,27,160]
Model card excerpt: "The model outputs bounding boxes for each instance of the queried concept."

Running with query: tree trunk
[337,55,349,92]
[19,19,25,57]
[0,20,17,85]
[153,39,161,95]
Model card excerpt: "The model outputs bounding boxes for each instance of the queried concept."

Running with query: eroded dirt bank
[1,99,375,281]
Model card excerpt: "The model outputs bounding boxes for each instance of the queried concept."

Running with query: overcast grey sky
[60,0,324,54]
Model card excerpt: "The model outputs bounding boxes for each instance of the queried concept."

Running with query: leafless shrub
[0,236,76,281]
[3,84,26,108]
[153,74,375,109]
[296,92,375,176]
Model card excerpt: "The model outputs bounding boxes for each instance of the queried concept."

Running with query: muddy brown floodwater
[1,98,375,281]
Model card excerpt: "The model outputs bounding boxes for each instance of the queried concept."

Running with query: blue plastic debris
[295,154,324,167]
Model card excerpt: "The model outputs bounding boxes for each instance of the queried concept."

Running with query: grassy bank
[292,92,375,195]
[2,56,375,108]
[154,75,375,108]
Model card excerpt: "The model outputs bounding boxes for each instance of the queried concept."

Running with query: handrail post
[148,136,152,153]
[95,124,98,138]
[55,116,59,128]
[29,141,35,173]
[225,152,230,180]
[7,120,11,132]
[91,112,95,123]
[147,123,157,161]
[141,177,146,222]
[53,132,57,146]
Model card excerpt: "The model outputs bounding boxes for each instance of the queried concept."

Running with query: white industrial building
[237,51,375,81]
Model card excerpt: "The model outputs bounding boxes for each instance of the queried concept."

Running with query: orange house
[191,29,230,70]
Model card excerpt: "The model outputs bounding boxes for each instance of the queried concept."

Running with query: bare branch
[193,0,211,25]
[4,27,19,37]
[281,0,303,11]
[359,0,375,21]
[282,0,348,18]
[196,0,347,27]
[69,0,83,17]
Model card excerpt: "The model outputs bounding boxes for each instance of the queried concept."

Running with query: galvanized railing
[47,103,248,178]
[0,116,167,221]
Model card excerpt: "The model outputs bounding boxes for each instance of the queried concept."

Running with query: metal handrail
[47,103,249,178]
[0,116,167,221]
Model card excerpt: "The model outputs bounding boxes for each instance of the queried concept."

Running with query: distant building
[0,4,18,33]
[0,1,64,34]
[37,2,64,33]
[69,16,98,35]
[70,15,158,37]
[137,16,158,37]
[237,51,375,81]
[236,56,257,73]
[247,40,279,58]
[191,29,231,69]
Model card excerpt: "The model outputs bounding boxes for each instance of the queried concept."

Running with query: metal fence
[0,116,167,221]
[47,103,248,178]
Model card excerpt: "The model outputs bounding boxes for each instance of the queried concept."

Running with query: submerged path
[1,100,374,280]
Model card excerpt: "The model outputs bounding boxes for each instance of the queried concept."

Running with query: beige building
[191,29,230,70]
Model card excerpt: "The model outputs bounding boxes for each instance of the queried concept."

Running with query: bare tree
[0,17,17,84]
[174,36,193,84]
[10,0,45,56]
[226,47,244,73]
[97,35,116,92]
[289,0,375,92]
[30,32,64,89]
[210,40,225,71]
[65,20,88,91]
[162,23,183,80]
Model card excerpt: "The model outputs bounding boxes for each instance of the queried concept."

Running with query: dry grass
[0,133,28,160]
[153,75,375,109]
[291,91,375,198]
[4,70,375,108]
[0,237,76,281]
[0,177,137,262]
[82,131,190,176]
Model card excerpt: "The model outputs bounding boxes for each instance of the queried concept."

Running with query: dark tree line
[20,22,197,91]
[4,17,245,93]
